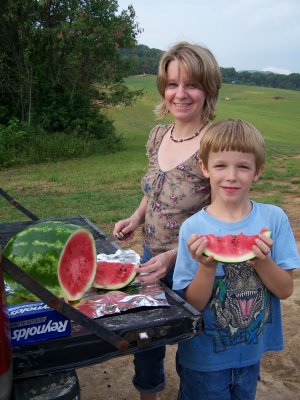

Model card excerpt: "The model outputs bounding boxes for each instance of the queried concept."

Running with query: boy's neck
[205,199,253,223]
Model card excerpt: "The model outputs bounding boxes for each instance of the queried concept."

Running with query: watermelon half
[3,221,97,301]
[202,229,272,263]
[93,261,137,290]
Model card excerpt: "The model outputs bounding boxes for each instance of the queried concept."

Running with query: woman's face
[164,60,206,123]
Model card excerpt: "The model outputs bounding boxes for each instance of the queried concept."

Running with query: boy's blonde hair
[155,41,222,122]
[200,119,265,170]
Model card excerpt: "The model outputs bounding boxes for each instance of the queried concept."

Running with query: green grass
[218,85,300,145]
[0,77,299,236]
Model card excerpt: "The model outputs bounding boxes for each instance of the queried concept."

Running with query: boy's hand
[187,234,218,268]
[247,230,273,265]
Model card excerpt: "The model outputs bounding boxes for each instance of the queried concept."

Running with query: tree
[120,44,163,75]
[0,0,143,138]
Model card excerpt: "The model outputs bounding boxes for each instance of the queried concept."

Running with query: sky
[117,0,300,74]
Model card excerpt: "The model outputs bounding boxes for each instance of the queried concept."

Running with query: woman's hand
[187,234,217,268]
[113,217,137,241]
[137,251,175,283]
[113,195,148,241]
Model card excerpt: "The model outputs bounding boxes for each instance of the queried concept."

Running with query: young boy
[173,119,300,400]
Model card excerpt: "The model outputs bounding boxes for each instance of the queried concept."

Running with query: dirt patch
[281,195,300,241]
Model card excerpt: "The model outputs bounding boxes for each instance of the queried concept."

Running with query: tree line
[123,46,300,91]
[220,67,300,91]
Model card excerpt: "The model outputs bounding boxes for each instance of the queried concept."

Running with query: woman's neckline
[157,124,200,173]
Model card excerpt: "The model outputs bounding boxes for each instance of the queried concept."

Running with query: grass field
[0,76,299,237]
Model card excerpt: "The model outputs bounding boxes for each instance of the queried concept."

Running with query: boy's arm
[184,234,218,311]
[185,262,217,311]
[252,256,294,299]
[250,233,295,299]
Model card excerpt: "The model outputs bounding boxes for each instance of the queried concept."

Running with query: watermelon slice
[202,229,271,263]
[3,221,97,301]
[93,261,137,290]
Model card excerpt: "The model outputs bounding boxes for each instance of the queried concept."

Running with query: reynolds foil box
[8,301,71,347]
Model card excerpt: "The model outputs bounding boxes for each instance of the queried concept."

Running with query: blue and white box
[8,301,71,347]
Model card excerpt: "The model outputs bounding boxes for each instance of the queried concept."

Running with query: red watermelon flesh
[4,221,97,302]
[203,229,271,263]
[93,261,137,290]
[58,231,97,300]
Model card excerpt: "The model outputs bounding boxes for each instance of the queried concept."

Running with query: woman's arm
[129,194,148,225]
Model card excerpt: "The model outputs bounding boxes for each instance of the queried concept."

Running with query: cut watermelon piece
[93,261,137,290]
[202,229,271,263]
[3,221,97,301]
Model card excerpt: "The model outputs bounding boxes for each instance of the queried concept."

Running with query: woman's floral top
[141,124,211,256]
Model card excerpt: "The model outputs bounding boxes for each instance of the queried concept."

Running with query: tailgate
[0,215,203,380]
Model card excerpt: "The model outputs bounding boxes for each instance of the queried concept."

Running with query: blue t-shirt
[173,201,300,372]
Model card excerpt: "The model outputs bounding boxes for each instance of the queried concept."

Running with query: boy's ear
[253,164,264,182]
[199,160,210,178]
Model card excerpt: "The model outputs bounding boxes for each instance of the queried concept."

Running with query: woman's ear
[253,164,264,182]
[199,160,210,178]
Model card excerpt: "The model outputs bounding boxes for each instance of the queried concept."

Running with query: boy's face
[200,151,263,206]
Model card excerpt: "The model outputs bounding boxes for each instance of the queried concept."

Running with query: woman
[113,41,222,400]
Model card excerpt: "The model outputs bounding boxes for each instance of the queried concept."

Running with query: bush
[23,131,124,164]
[0,117,124,168]
[0,119,34,167]
[66,109,116,140]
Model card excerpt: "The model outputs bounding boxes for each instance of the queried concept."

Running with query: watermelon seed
[231,236,240,247]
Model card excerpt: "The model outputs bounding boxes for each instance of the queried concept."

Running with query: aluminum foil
[5,249,170,318]
[74,249,170,319]
[96,248,141,265]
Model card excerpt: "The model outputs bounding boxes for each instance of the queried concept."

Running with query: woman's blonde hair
[155,41,222,122]
[200,119,265,170]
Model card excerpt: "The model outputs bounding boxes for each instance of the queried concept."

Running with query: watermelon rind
[3,221,97,301]
[203,249,256,263]
[203,229,272,263]
[93,262,138,290]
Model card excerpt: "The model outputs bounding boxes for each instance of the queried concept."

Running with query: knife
[0,254,129,351]
[106,232,132,242]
